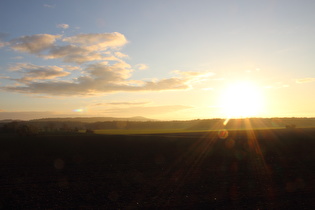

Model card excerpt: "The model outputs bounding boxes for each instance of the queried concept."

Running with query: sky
[0,0,315,120]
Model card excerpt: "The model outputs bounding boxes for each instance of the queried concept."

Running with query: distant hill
[29,116,154,123]
[0,119,23,124]
[3,117,315,132]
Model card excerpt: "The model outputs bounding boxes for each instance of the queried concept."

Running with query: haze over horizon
[1,0,315,121]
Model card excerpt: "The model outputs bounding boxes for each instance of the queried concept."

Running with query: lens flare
[73,108,84,113]
[218,129,228,139]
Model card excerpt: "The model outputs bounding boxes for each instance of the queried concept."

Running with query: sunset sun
[220,81,264,118]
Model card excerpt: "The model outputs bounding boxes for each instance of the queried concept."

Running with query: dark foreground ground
[0,128,314,209]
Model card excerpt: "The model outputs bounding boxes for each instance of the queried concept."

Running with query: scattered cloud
[7,33,126,64]
[1,32,214,96]
[10,56,24,60]
[173,70,214,78]
[56,24,69,29]
[0,105,192,120]
[43,4,55,8]
[8,63,30,71]
[0,41,8,48]
[0,75,10,79]
[19,68,68,82]
[10,34,61,54]
[108,102,149,105]
[93,101,150,106]
[296,78,315,84]
[62,32,127,51]
[61,65,81,71]
[0,33,10,47]
[141,77,189,91]
[2,61,213,96]
[44,45,108,64]
[172,70,214,84]
[136,63,149,70]
[8,63,70,82]
[114,52,129,58]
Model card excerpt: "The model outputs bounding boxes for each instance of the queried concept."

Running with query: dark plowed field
[1,128,314,209]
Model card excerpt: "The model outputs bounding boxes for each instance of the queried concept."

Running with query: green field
[82,127,286,135]
[90,129,206,135]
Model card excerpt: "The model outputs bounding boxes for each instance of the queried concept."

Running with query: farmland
[0,128,314,209]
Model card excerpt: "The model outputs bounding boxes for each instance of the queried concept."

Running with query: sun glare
[220,81,264,118]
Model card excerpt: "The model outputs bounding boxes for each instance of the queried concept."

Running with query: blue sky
[0,0,315,120]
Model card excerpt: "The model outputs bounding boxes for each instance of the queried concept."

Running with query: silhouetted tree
[285,124,296,129]
[48,122,56,132]
[2,121,20,133]
[86,129,94,134]
[17,124,39,136]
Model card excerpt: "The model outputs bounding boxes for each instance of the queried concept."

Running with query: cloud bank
[3,64,208,95]
[1,32,214,96]
[10,34,61,54]
[8,63,70,83]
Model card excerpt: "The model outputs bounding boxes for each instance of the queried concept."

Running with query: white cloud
[0,75,10,79]
[43,4,55,8]
[136,63,149,70]
[172,70,214,85]
[8,63,69,82]
[44,45,108,64]
[57,24,69,29]
[62,32,127,51]
[8,63,27,71]
[141,78,189,91]
[173,70,214,78]
[0,41,9,48]
[114,52,129,58]
[61,65,81,71]
[2,61,213,96]
[10,34,61,54]
[85,61,132,82]
[1,32,215,96]
[7,33,126,64]
[296,78,315,83]
[93,101,150,106]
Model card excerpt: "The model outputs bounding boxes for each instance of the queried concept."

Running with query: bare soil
[0,128,314,209]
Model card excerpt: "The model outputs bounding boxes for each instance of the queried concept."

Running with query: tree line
[1,117,315,136]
